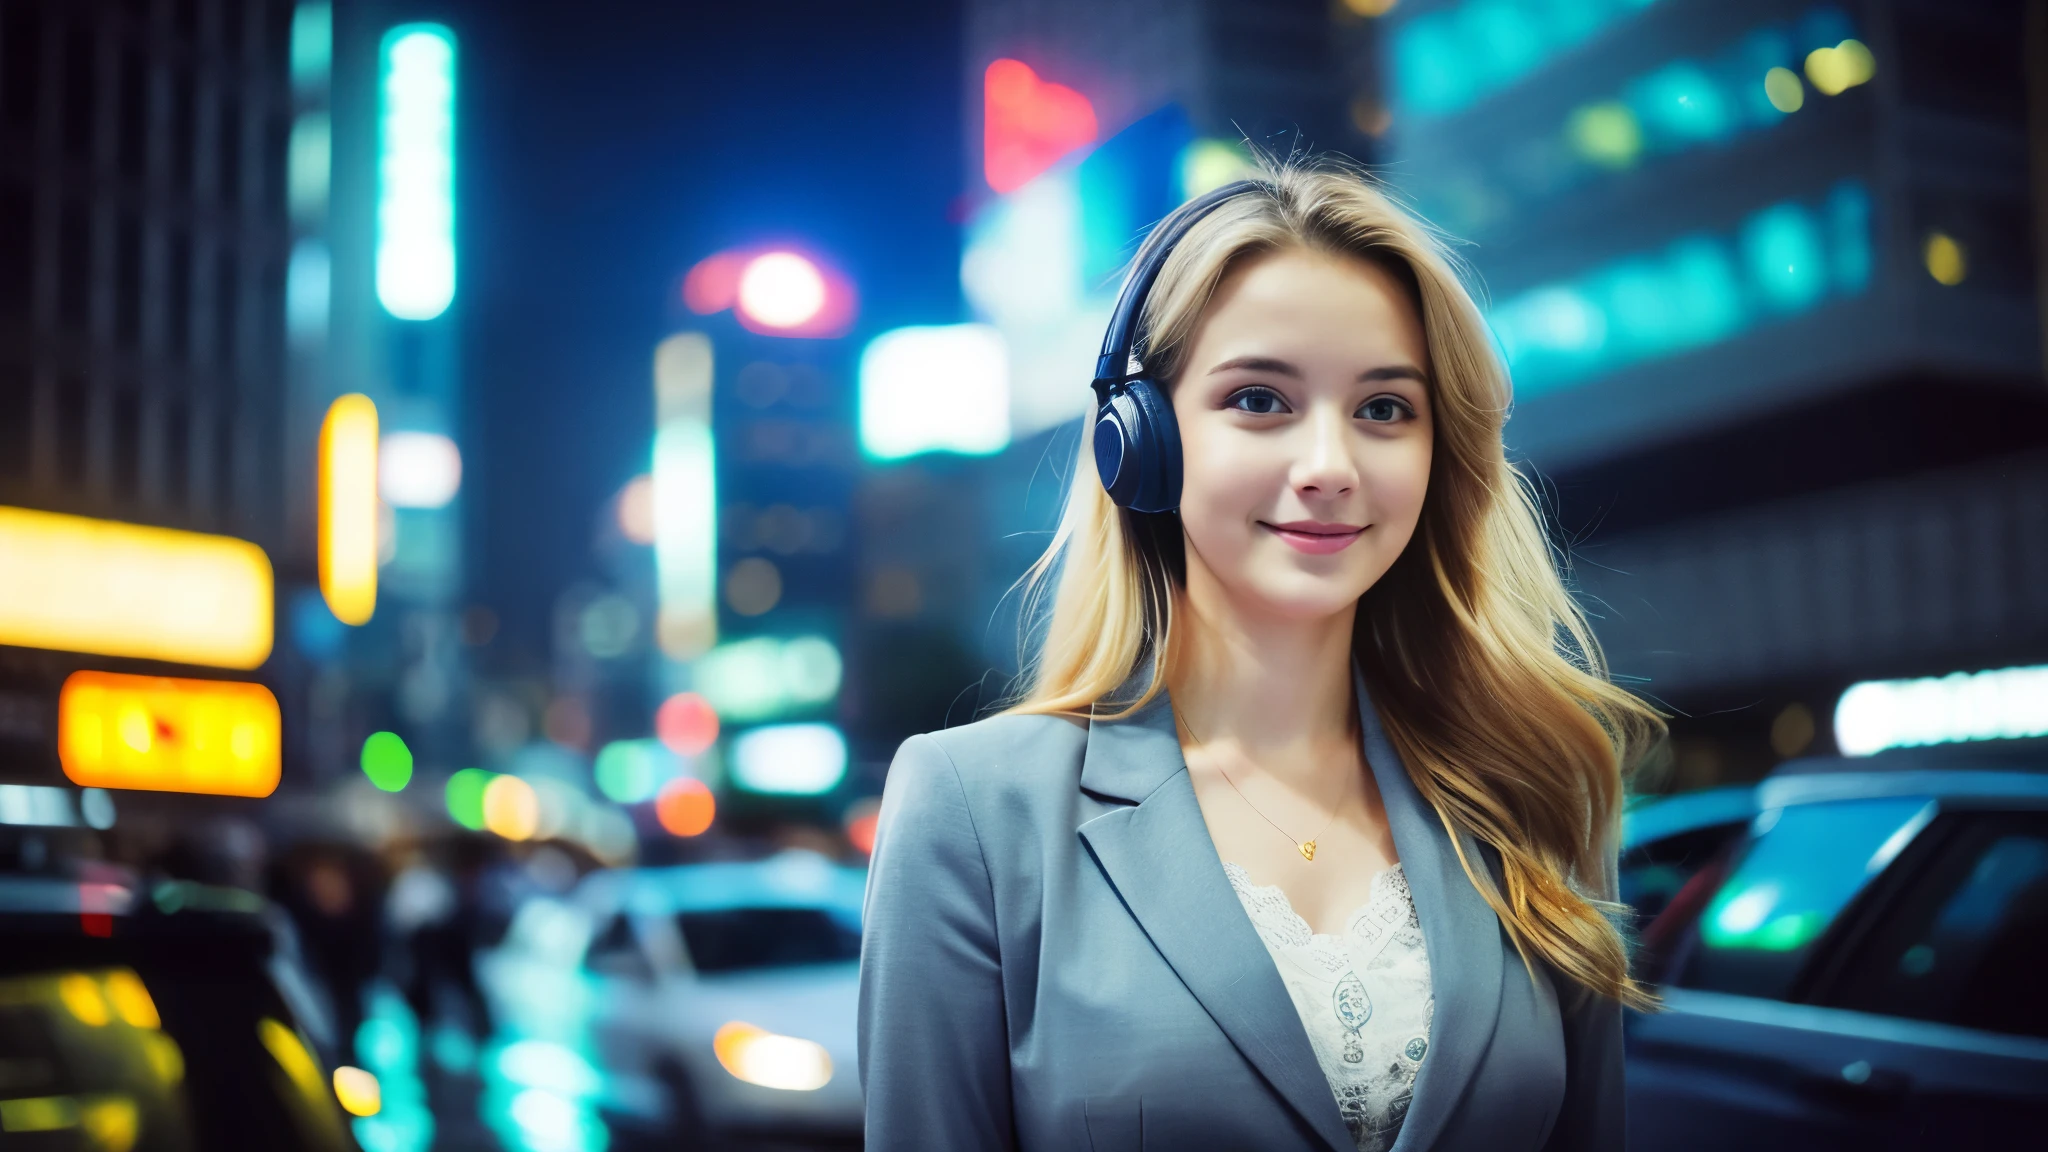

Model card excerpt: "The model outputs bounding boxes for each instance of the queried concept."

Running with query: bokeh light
[593,739,678,805]
[1763,66,1804,113]
[730,724,847,795]
[360,731,414,792]
[736,252,826,329]
[319,393,379,626]
[655,777,715,837]
[712,1021,833,1091]
[482,774,540,840]
[58,672,283,798]
[105,970,160,1029]
[983,58,1097,194]
[859,324,1010,460]
[724,557,782,616]
[334,1066,382,1117]
[844,797,881,856]
[378,431,462,508]
[445,767,494,830]
[655,692,720,756]
[1924,232,1966,286]
[375,26,458,321]
[616,474,655,543]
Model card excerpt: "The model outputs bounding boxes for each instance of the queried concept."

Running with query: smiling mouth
[1259,522,1366,555]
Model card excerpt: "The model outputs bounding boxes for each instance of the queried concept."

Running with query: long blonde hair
[1002,161,1665,1010]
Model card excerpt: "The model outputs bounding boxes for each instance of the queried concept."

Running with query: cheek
[1363,440,1432,525]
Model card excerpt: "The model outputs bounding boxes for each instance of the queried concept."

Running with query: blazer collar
[1074,664,1505,1152]
[1354,665,1506,1152]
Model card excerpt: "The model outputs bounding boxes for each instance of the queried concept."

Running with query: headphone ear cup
[1092,378,1182,513]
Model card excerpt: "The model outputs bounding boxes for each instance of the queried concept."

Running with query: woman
[858,162,1662,1152]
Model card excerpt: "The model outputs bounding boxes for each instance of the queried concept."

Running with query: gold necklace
[1173,707,1349,862]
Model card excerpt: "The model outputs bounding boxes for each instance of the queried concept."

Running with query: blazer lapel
[1076,691,1355,1152]
[1356,668,1505,1152]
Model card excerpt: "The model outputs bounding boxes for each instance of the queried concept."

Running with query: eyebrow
[1206,355,1429,385]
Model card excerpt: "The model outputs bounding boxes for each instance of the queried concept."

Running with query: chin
[1233,572,1372,624]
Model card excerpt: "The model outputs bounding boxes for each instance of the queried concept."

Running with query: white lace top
[1224,861,1434,1152]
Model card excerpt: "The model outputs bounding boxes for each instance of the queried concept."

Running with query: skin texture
[1166,246,1436,936]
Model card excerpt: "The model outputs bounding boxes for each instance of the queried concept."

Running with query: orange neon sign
[58,672,282,797]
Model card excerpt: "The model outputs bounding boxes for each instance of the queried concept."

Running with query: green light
[696,634,843,723]
[445,767,493,829]
[593,740,676,804]
[361,731,414,792]
[1567,102,1641,169]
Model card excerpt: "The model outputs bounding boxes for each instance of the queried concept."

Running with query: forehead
[1190,247,1429,373]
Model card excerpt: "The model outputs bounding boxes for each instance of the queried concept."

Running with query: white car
[478,850,866,1149]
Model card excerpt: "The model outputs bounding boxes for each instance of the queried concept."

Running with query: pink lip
[1261,520,1366,555]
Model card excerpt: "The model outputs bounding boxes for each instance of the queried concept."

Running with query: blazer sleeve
[1541,854,1627,1152]
[858,734,1015,1151]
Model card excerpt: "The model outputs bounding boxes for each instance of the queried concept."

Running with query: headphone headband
[1092,179,1266,388]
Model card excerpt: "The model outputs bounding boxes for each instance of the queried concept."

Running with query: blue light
[1630,61,1734,144]
[1491,183,1870,396]
[285,240,330,344]
[289,588,346,661]
[1826,180,1874,294]
[1742,201,1826,313]
[1390,0,1663,118]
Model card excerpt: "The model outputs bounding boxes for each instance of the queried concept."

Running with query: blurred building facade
[916,0,2047,790]
[1362,0,2046,783]
[0,0,294,800]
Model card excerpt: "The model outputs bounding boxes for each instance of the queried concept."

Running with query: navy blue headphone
[1091,179,1266,514]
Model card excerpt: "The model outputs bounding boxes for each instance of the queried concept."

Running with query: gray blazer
[858,668,1624,1151]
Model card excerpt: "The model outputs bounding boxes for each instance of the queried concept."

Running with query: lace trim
[1223,861,1417,961]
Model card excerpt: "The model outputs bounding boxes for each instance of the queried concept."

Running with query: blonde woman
[858,165,1662,1152]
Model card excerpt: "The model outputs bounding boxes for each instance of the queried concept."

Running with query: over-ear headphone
[1091,179,1266,513]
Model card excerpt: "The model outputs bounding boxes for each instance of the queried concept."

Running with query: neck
[1166,560,1359,776]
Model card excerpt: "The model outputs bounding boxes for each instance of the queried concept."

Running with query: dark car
[1618,751,2048,1150]
[0,870,362,1151]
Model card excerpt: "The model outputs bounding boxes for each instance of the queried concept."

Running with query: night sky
[449,0,964,664]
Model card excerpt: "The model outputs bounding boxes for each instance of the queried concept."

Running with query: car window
[1672,796,1933,1002]
[1819,811,2048,1040]
[677,907,861,975]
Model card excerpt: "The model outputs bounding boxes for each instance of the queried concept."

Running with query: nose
[1291,405,1359,499]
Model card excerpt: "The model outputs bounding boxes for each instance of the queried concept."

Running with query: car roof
[581,849,867,918]
[1623,785,1758,849]
[1624,753,2048,850]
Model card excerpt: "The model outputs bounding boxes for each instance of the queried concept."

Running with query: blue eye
[1227,387,1288,415]
[1358,396,1412,423]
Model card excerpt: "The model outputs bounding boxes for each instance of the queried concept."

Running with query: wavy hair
[1001,160,1665,1010]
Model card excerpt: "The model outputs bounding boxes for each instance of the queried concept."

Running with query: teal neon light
[376,25,458,322]
[1489,180,1872,396]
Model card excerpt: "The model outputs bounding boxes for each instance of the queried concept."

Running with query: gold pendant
[1299,840,1317,861]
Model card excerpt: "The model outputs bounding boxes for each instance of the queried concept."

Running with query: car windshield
[1675,796,1933,1001]
[677,906,861,974]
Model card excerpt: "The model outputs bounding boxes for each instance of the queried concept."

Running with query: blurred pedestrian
[269,841,386,1061]
[859,161,1665,1152]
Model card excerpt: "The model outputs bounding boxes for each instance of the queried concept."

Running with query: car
[477,849,866,1150]
[1617,750,2048,1150]
[0,868,363,1151]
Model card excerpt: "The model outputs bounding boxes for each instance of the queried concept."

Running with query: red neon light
[983,58,1098,194]
[680,246,858,339]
